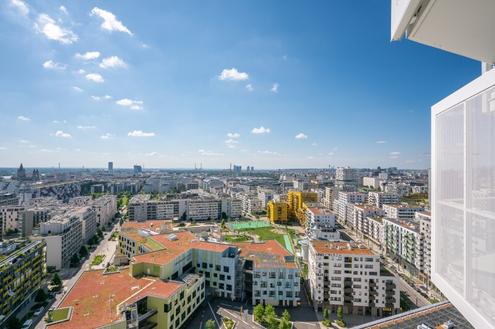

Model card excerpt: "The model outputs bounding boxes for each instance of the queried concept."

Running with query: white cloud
[141,43,150,49]
[75,69,86,75]
[19,139,30,144]
[77,125,96,130]
[225,139,239,149]
[295,132,308,140]
[128,130,155,137]
[257,150,279,155]
[99,56,127,69]
[91,95,112,101]
[270,83,279,93]
[218,68,249,81]
[17,115,31,121]
[72,86,83,92]
[245,84,253,92]
[90,7,133,35]
[251,126,270,134]
[52,120,67,124]
[389,151,400,159]
[376,140,387,144]
[9,0,29,16]
[145,152,159,157]
[59,5,68,15]
[198,149,223,157]
[85,73,104,83]
[116,98,143,110]
[43,60,66,70]
[227,132,240,139]
[100,133,114,140]
[35,14,78,44]
[54,130,71,139]
[75,51,100,61]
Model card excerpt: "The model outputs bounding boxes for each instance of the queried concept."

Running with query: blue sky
[0,1,479,169]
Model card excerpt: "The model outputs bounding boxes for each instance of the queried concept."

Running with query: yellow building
[287,191,318,225]
[267,200,289,223]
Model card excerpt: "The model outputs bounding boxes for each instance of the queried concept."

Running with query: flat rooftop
[311,240,374,256]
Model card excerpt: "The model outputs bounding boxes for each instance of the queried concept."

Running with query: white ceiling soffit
[392,0,495,63]
[390,0,422,41]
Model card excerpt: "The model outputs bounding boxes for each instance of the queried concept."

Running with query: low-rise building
[308,240,400,316]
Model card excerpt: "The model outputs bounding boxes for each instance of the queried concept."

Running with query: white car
[21,319,33,329]
[34,307,44,316]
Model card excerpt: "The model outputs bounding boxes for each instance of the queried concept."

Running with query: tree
[35,288,48,302]
[267,315,278,329]
[205,319,216,329]
[282,309,290,322]
[322,308,331,327]
[79,245,88,258]
[253,304,264,323]
[279,318,291,329]
[264,304,276,319]
[180,212,187,221]
[221,212,228,220]
[51,273,62,287]
[336,305,343,321]
[6,316,21,329]
[97,228,103,239]
[220,219,226,230]
[70,253,80,267]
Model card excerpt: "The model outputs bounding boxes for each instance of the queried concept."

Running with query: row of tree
[254,304,291,329]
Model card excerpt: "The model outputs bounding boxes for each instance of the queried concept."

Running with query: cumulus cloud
[295,132,308,140]
[54,130,71,138]
[91,95,112,101]
[128,130,155,137]
[100,133,114,140]
[77,125,96,130]
[72,86,83,92]
[116,98,143,110]
[376,140,387,144]
[75,51,100,61]
[35,14,78,44]
[43,60,66,70]
[9,0,29,16]
[218,68,249,81]
[99,56,127,69]
[198,149,223,157]
[270,83,279,93]
[251,126,270,134]
[245,84,254,92]
[227,132,240,139]
[17,115,31,121]
[59,5,68,15]
[90,7,132,35]
[85,73,104,83]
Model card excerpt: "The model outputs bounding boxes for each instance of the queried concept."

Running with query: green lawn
[145,237,165,251]
[47,307,71,323]
[239,227,286,247]
[91,255,105,266]
[224,235,251,243]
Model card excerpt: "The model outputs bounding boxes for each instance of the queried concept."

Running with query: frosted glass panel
[466,86,495,324]
[435,103,464,296]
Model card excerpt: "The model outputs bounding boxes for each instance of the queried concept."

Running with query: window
[223,266,229,273]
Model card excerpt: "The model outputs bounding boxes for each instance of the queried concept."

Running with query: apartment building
[362,177,383,190]
[0,240,46,326]
[39,214,83,269]
[287,190,318,224]
[348,205,385,232]
[0,206,24,238]
[383,218,419,275]
[91,195,117,227]
[383,204,424,220]
[367,192,400,209]
[48,269,205,329]
[72,207,97,243]
[333,191,367,225]
[415,211,431,283]
[267,200,289,223]
[323,186,336,210]
[305,207,336,228]
[257,188,274,208]
[0,192,19,206]
[308,241,400,316]
[366,216,385,246]
[240,193,262,215]
[236,240,300,306]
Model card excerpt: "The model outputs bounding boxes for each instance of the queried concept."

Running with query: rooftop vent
[168,234,178,241]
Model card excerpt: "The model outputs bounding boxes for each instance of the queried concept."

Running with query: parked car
[21,319,33,329]
[34,307,44,316]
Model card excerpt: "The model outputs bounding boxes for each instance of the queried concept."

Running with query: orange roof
[311,240,374,256]
[191,241,231,253]
[133,248,187,266]
[234,240,297,269]
[122,280,183,306]
[50,270,151,329]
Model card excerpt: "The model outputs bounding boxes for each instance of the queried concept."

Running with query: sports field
[227,220,271,231]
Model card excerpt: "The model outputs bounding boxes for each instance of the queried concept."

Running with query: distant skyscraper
[233,165,241,174]
[133,165,143,174]
[108,162,113,172]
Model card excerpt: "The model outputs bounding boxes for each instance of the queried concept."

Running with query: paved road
[34,224,120,329]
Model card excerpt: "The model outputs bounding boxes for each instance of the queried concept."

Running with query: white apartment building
[383,204,424,220]
[366,216,385,246]
[72,207,97,243]
[367,192,400,209]
[333,191,367,224]
[305,207,336,228]
[257,188,274,209]
[393,3,495,325]
[349,205,385,232]
[92,195,117,227]
[0,206,24,236]
[240,193,262,215]
[40,214,83,269]
[415,211,431,282]
[187,199,220,220]
[362,177,383,190]
[308,240,400,316]
[323,187,336,210]
[383,218,420,274]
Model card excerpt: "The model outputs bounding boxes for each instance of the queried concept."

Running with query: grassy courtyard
[238,226,286,247]
[47,307,71,323]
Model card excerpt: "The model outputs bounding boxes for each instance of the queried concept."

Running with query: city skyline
[0,1,479,169]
